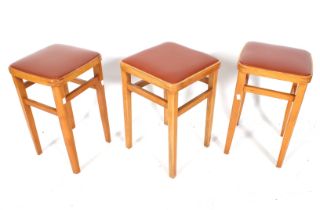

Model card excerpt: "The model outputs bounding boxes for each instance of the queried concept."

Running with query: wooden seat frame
[224,62,312,167]
[10,56,111,174]
[121,61,220,178]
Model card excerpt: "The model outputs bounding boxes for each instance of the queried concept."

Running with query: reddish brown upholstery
[122,42,219,83]
[239,42,312,76]
[10,44,100,79]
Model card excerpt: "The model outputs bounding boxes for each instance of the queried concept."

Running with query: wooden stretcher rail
[178,89,211,116]
[199,77,209,84]
[24,98,57,115]
[71,78,86,85]
[24,81,35,88]
[134,80,149,88]
[66,77,99,102]
[128,84,167,107]
[244,85,295,101]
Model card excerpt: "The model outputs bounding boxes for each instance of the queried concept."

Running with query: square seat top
[122,42,219,83]
[239,42,312,76]
[10,44,100,79]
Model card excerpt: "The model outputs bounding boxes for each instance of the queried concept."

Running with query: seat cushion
[10,44,100,79]
[122,42,219,83]
[239,42,312,76]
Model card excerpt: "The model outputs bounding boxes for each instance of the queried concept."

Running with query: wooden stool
[121,42,220,178]
[10,44,111,173]
[224,42,312,167]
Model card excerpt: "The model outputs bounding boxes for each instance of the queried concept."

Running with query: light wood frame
[10,56,111,174]
[224,62,312,167]
[121,61,220,178]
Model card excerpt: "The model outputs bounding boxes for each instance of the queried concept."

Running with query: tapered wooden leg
[12,76,42,155]
[95,82,112,142]
[52,86,80,174]
[164,90,168,125]
[94,63,111,142]
[277,83,307,167]
[280,83,297,136]
[280,101,292,137]
[237,75,249,125]
[224,72,247,154]
[167,90,178,178]
[204,70,218,147]
[121,69,132,148]
[63,84,75,129]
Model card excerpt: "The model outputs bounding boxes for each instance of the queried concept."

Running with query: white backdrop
[0,1,319,210]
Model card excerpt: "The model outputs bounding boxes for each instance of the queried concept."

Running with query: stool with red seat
[121,42,220,178]
[224,42,313,167]
[9,44,111,173]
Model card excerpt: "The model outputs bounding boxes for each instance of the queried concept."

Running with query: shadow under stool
[9,44,111,173]
[224,41,312,167]
[121,42,220,178]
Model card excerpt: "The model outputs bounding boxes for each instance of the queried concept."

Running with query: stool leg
[94,64,111,142]
[167,90,178,178]
[164,90,168,125]
[121,70,132,148]
[224,72,247,154]
[280,83,297,136]
[95,82,111,142]
[204,70,218,147]
[12,76,42,155]
[237,74,249,125]
[63,84,75,129]
[52,86,80,174]
[277,83,307,167]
